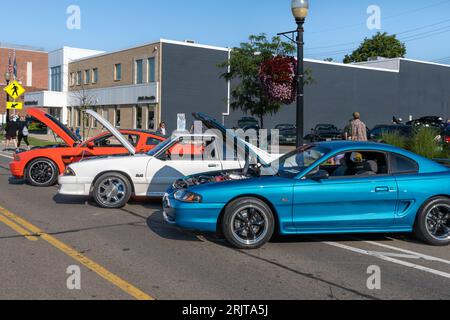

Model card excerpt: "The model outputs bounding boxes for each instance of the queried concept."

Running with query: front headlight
[63,167,76,176]
[174,190,202,203]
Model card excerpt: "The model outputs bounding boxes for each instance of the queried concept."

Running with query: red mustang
[10,108,165,187]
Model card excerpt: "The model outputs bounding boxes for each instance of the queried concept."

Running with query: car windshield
[276,124,295,130]
[316,125,336,131]
[147,137,174,156]
[265,145,330,178]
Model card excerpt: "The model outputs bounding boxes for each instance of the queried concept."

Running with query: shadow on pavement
[146,210,203,243]
[53,194,91,205]
[8,177,26,185]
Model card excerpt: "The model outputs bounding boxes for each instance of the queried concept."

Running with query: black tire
[414,197,450,246]
[25,158,59,187]
[222,197,275,249]
[92,173,132,209]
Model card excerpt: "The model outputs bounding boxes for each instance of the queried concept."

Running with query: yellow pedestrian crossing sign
[6,101,23,110]
[4,80,26,100]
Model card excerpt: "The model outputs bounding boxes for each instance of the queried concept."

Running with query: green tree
[343,32,406,64]
[220,34,311,128]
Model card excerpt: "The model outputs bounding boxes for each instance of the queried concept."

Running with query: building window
[77,109,82,127]
[135,59,143,84]
[27,62,33,87]
[84,70,91,85]
[69,73,75,86]
[76,71,82,85]
[114,63,122,81]
[51,66,62,91]
[148,58,155,82]
[115,107,121,128]
[135,106,143,129]
[148,106,155,130]
[92,68,98,84]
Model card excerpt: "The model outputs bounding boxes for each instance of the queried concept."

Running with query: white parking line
[324,241,450,280]
[361,239,450,265]
[0,152,13,159]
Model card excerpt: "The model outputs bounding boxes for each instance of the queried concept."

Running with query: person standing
[157,122,167,136]
[350,112,368,142]
[4,116,19,150]
[17,115,30,150]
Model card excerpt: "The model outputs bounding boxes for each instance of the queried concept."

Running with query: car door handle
[208,164,219,168]
[375,187,390,193]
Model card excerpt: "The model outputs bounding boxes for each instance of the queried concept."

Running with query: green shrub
[28,122,46,132]
[380,131,408,149]
[409,127,441,159]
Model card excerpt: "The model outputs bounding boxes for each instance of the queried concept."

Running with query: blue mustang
[163,114,450,249]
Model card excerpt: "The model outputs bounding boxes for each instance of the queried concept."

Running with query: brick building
[0,44,48,123]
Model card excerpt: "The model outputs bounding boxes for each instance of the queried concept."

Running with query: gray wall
[161,43,229,132]
[225,60,450,134]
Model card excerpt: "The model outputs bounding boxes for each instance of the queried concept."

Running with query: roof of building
[70,39,230,63]
[0,42,46,53]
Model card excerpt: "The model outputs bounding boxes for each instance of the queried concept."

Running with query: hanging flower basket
[259,55,297,104]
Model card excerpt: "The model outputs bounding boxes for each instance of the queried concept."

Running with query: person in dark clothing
[17,115,30,150]
[4,116,18,150]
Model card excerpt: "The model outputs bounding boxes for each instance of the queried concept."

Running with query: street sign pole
[5,79,10,123]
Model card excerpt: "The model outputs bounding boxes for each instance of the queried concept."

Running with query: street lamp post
[291,0,309,147]
[4,71,11,124]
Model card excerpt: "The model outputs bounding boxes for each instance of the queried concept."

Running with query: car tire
[92,173,132,209]
[222,197,275,249]
[414,197,450,246]
[25,158,59,187]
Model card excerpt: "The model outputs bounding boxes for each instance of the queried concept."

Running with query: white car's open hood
[86,110,136,155]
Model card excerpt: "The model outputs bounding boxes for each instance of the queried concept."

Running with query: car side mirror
[306,170,330,181]
[87,141,95,149]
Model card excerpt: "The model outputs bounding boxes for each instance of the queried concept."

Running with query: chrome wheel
[426,204,450,241]
[97,177,127,206]
[29,160,55,185]
[231,206,269,246]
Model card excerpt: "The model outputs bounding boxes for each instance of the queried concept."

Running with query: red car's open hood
[27,108,80,147]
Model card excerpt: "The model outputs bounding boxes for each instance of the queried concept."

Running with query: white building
[24,47,104,124]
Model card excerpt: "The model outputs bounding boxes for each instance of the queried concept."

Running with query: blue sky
[3,0,450,63]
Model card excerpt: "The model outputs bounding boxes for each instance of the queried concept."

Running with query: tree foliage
[220,34,312,128]
[343,32,406,64]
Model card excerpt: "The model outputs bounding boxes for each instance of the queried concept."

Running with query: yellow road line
[0,214,39,241]
[0,206,154,301]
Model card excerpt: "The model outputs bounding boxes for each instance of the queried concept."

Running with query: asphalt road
[0,151,449,300]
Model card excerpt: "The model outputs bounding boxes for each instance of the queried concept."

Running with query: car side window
[313,151,389,179]
[389,153,419,174]
[95,134,139,147]
[146,137,161,146]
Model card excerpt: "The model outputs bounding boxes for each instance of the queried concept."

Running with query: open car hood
[27,108,81,147]
[192,113,272,166]
[86,110,136,155]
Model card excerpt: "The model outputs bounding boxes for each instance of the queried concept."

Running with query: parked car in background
[369,124,414,141]
[9,108,165,187]
[164,141,450,249]
[270,124,297,145]
[306,124,342,142]
[237,117,260,131]
[407,116,445,130]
